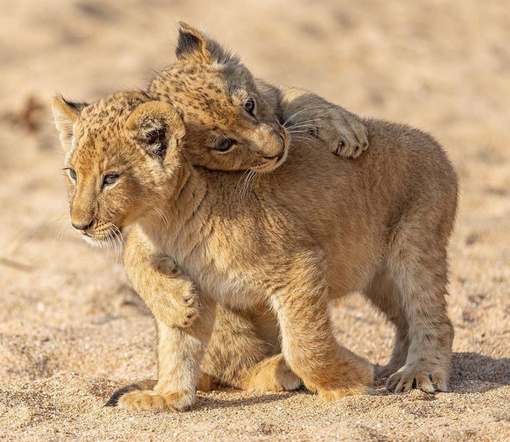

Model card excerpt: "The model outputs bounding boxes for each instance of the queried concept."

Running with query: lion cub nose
[72,219,94,231]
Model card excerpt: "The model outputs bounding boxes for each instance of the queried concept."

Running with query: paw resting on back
[332,116,369,159]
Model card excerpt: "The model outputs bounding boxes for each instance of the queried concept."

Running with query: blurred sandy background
[0,0,509,440]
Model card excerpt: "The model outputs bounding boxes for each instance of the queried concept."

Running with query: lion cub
[128,22,370,329]
[147,22,369,175]
[126,24,458,402]
[53,86,457,412]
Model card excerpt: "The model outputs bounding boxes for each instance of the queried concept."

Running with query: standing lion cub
[53,84,457,411]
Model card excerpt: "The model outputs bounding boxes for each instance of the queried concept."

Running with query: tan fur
[52,23,369,336]
[116,20,371,356]
[147,22,368,174]
[52,81,457,411]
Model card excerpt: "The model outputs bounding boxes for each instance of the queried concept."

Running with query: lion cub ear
[51,96,87,152]
[176,22,240,65]
[126,101,186,160]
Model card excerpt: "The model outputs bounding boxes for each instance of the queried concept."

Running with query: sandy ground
[1,0,509,440]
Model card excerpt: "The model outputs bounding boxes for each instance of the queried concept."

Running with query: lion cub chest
[160,221,272,309]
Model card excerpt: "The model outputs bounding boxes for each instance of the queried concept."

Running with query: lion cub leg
[201,305,301,392]
[271,258,374,402]
[240,354,302,393]
[365,269,410,380]
[383,243,454,393]
[109,299,216,412]
[124,227,199,329]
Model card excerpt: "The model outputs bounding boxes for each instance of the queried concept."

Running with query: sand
[1,0,509,440]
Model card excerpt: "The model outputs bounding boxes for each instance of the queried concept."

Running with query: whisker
[282,106,326,127]
[286,119,323,129]
[154,207,170,230]
[286,128,317,135]
[235,169,252,200]
[289,132,317,143]
[53,211,72,241]
[111,224,125,263]
[241,169,259,198]
[112,224,125,246]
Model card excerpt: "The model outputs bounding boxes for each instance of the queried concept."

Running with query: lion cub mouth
[250,149,288,174]
[78,224,124,249]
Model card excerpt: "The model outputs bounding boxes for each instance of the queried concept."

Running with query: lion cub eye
[214,138,237,153]
[102,174,120,187]
[67,168,77,183]
[244,97,256,117]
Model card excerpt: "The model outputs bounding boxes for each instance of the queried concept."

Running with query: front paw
[171,283,200,328]
[107,387,194,412]
[333,119,369,159]
[156,281,200,329]
[386,365,449,393]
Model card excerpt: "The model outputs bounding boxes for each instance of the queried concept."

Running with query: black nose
[72,220,94,231]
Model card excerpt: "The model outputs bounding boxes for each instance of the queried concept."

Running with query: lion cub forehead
[80,92,148,128]
[152,64,255,119]
[74,93,149,149]
[71,93,148,162]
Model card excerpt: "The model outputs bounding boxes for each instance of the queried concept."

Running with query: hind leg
[385,240,454,393]
[201,305,302,392]
[365,269,410,380]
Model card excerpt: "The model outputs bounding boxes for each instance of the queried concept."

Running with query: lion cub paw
[386,365,449,394]
[152,255,200,328]
[168,285,200,329]
[332,116,369,159]
[158,281,200,329]
[309,354,374,402]
[243,354,302,393]
[317,384,372,402]
[107,387,194,412]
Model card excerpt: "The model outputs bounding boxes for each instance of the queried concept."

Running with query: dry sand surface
[1,0,509,440]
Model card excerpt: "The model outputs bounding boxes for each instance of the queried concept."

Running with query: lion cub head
[52,91,185,247]
[149,23,289,173]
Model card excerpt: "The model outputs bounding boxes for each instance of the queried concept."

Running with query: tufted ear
[126,101,186,160]
[51,96,88,152]
[175,22,240,65]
